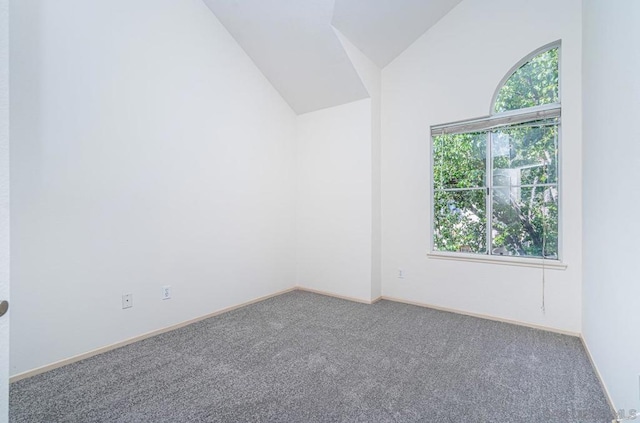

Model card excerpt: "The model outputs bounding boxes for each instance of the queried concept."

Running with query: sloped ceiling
[201,0,462,114]
[332,0,463,68]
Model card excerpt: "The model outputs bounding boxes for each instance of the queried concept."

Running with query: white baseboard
[10,287,296,383]
[295,286,381,304]
[580,335,617,417]
[12,286,378,382]
[380,295,581,337]
[11,286,587,384]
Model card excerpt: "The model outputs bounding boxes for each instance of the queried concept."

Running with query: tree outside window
[432,45,560,259]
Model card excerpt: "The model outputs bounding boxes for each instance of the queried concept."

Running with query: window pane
[433,189,487,254]
[494,48,558,113]
[491,186,558,258]
[492,121,558,187]
[433,132,486,190]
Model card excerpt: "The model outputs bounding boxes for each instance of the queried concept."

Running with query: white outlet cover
[122,294,133,309]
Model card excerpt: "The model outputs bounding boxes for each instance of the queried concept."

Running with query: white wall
[582,0,640,412]
[296,99,373,301]
[10,0,297,375]
[381,0,583,332]
[0,0,9,418]
[334,29,382,300]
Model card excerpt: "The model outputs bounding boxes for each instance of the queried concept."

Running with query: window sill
[426,251,567,270]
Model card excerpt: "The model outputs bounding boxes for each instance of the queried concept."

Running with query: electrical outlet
[398,268,405,279]
[122,294,133,309]
[162,285,171,300]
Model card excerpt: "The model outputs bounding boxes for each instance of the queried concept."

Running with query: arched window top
[492,45,559,114]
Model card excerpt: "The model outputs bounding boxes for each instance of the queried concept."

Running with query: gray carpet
[10,290,613,422]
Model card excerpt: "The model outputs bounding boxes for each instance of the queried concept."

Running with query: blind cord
[541,185,547,315]
[541,254,546,314]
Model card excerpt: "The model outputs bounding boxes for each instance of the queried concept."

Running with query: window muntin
[431,44,560,260]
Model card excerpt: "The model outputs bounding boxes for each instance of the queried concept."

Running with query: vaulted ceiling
[201,0,462,114]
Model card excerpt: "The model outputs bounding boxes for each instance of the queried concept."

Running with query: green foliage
[433,132,485,190]
[433,47,559,258]
[491,187,558,257]
[491,122,558,257]
[433,189,487,254]
[493,123,558,185]
[494,48,558,113]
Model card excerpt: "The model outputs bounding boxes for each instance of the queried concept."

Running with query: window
[431,44,560,261]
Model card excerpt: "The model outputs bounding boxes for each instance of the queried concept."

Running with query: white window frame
[427,41,566,270]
